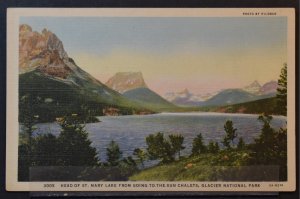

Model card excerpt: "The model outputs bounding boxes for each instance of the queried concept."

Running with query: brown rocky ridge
[19,24,71,78]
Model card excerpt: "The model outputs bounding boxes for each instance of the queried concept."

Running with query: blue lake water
[31,112,286,163]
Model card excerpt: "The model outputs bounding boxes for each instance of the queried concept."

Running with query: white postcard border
[6,8,296,192]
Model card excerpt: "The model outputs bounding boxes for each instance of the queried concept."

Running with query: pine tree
[145,132,174,163]
[207,141,220,153]
[169,134,185,159]
[276,63,287,116]
[191,133,207,155]
[106,140,122,166]
[237,137,246,150]
[58,115,99,166]
[133,148,147,168]
[222,120,237,149]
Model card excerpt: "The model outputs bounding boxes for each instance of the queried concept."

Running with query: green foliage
[19,95,39,145]
[248,114,287,180]
[276,63,287,116]
[169,134,185,159]
[222,120,237,149]
[106,140,122,166]
[191,133,207,155]
[19,72,149,123]
[57,116,99,166]
[31,134,60,166]
[209,97,278,115]
[207,141,220,154]
[237,137,246,150]
[118,156,138,177]
[133,148,147,168]
[145,132,174,163]
[130,151,273,181]
[18,144,31,181]
[18,115,100,181]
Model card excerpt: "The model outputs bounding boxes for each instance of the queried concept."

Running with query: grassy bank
[129,150,281,181]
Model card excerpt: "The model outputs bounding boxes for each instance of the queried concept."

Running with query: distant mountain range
[164,89,215,107]
[164,80,278,107]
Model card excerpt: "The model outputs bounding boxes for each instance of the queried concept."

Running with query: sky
[20,17,287,95]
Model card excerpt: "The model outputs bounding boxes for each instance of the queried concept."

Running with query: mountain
[260,81,278,95]
[199,88,278,107]
[123,88,177,111]
[199,89,259,107]
[106,72,176,111]
[19,24,150,122]
[242,80,278,96]
[164,80,277,107]
[164,89,204,107]
[243,80,261,95]
[106,72,147,93]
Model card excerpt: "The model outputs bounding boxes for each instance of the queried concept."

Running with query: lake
[31,112,286,164]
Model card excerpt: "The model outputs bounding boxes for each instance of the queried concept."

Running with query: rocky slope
[105,72,147,93]
[19,24,69,76]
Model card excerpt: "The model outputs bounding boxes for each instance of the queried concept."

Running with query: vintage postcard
[6,8,295,192]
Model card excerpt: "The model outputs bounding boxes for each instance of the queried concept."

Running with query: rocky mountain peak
[19,24,32,33]
[179,88,190,95]
[243,80,262,94]
[106,72,148,93]
[250,80,261,87]
[260,80,278,95]
[19,24,70,77]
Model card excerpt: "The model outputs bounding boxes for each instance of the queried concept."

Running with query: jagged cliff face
[19,24,71,78]
[19,24,106,84]
[105,72,148,93]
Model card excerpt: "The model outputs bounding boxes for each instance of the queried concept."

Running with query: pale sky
[20,17,287,95]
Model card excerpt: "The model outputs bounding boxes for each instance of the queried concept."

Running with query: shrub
[106,140,122,166]
[248,114,287,180]
[57,116,99,166]
[169,134,185,159]
[191,133,207,155]
[146,132,174,163]
[133,148,147,168]
[207,141,220,153]
[222,120,237,149]
[18,115,100,181]
[237,137,246,150]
